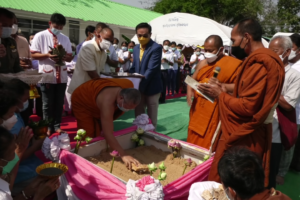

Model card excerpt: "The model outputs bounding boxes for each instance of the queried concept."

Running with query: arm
[189,56,198,65]
[20,138,44,160]
[87,71,100,79]
[278,96,294,111]
[80,45,100,79]
[278,75,300,111]
[106,56,118,68]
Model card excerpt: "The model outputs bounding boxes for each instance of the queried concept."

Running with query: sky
[110,0,156,9]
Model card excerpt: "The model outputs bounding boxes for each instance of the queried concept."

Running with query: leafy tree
[277,0,300,33]
[259,0,280,36]
[151,0,263,26]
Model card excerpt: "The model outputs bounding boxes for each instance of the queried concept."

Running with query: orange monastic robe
[187,56,242,150]
[208,48,285,186]
[249,189,291,200]
[71,78,134,138]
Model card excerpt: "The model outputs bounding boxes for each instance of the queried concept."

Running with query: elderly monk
[72,78,141,169]
[187,35,242,150]
[198,18,285,186]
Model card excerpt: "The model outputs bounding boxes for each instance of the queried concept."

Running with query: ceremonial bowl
[33,126,48,139]
[36,163,68,179]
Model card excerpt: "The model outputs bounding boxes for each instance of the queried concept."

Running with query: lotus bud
[74,135,82,141]
[185,158,192,166]
[168,140,176,148]
[159,162,166,171]
[85,137,92,143]
[131,133,139,142]
[174,142,182,150]
[136,127,144,135]
[158,172,167,180]
[203,155,210,161]
[77,129,86,137]
[110,150,120,157]
[138,139,145,146]
[148,162,157,172]
[199,160,204,164]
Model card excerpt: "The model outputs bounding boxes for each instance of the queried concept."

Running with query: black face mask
[231,37,248,60]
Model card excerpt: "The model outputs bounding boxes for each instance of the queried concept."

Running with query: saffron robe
[208,48,285,186]
[71,78,134,138]
[250,188,291,200]
[187,56,242,149]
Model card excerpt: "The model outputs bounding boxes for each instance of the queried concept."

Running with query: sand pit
[85,145,197,186]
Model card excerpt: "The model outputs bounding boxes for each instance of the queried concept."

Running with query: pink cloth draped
[60,126,212,200]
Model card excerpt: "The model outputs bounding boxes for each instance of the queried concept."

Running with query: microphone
[213,67,221,78]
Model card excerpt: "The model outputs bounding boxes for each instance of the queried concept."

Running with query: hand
[23,176,45,196]
[208,77,220,85]
[0,44,6,58]
[31,137,45,150]
[197,83,223,99]
[47,50,59,62]
[63,53,73,62]
[20,58,32,68]
[187,92,194,107]
[128,52,131,59]
[121,155,140,170]
[34,178,60,200]
[15,126,33,158]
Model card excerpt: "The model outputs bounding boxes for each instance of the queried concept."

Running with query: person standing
[118,41,131,72]
[30,13,73,135]
[268,36,300,188]
[105,37,119,73]
[160,40,173,102]
[176,43,184,94]
[189,47,205,75]
[129,23,162,128]
[198,18,285,186]
[169,41,180,96]
[76,25,95,55]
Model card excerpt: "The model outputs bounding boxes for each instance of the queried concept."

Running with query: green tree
[277,0,300,32]
[151,0,263,26]
[259,0,280,36]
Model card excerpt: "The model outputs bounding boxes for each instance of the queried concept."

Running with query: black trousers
[159,70,168,102]
[268,143,283,189]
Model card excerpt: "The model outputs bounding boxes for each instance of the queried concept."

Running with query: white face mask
[113,44,118,50]
[279,50,287,61]
[121,47,127,51]
[163,45,169,51]
[1,114,17,131]
[195,52,201,56]
[11,24,18,35]
[1,27,12,38]
[288,49,298,61]
[19,100,29,112]
[204,48,221,63]
[100,39,111,51]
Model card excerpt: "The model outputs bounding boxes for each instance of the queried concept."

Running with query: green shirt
[0,37,23,73]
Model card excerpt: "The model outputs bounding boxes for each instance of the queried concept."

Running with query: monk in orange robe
[198,19,285,186]
[187,35,242,150]
[72,78,141,169]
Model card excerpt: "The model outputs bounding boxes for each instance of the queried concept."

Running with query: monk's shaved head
[120,88,141,105]
[205,35,223,49]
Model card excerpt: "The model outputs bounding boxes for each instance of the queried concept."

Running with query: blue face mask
[117,100,130,112]
[20,100,29,112]
[1,153,20,175]
[51,27,61,35]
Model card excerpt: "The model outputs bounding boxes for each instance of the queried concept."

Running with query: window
[69,20,79,45]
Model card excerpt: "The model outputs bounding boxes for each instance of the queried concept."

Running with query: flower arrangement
[110,150,120,173]
[49,44,67,66]
[29,119,52,139]
[147,162,157,176]
[182,158,192,175]
[74,129,93,154]
[158,162,167,181]
[131,127,145,146]
[168,139,182,158]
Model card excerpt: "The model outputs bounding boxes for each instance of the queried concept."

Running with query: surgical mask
[279,50,287,61]
[29,40,33,44]
[204,48,221,63]
[1,114,17,131]
[117,100,129,112]
[122,47,128,51]
[19,100,29,112]
[1,153,20,175]
[171,47,176,51]
[11,24,18,35]
[72,51,76,56]
[163,45,169,51]
[231,37,248,60]
[51,27,61,35]
[177,49,182,52]
[195,52,201,56]
[1,27,12,38]
[288,49,298,61]
[138,37,150,46]
[113,44,118,50]
[128,48,133,53]
[99,39,111,51]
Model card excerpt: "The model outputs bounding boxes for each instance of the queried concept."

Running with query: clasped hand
[197,77,224,99]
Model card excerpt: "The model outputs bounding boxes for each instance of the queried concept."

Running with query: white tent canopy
[131,12,268,47]
[273,32,294,37]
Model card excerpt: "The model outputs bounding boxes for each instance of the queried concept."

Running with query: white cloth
[56,175,80,200]
[290,60,300,124]
[272,65,300,143]
[30,30,72,84]
[42,134,71,161]
[190,54,205,71]
[132,114,155,131]
[188,181,221,200]
[125,177,164,200]
[104,45,118,73]
[68,40,107,94]
[119,51,131,72]
[161,51,174,70]
[100,75,141,90]
[0,178,12,200]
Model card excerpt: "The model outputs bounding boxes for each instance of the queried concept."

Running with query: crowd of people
[0,5,299,200]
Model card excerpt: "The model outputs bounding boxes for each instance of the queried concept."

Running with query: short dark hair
[85,25,95,37]
[0,89,19,118]
[4,79,30,99]
[163,40,170,45]
[236,18,262,41]
[0,127,15,158]
[121,88,141,105]
[135,23,152,33]
[96,22,108,30]
[205,35,224,48]
[0,7,15,19]
[121,41,128,46]
[114,38,119,44]
[50,13,66,26]
[171,41,177,46]
[177,44,183,48]
[290,33,300,48]
[130,41,136,45]
[218,147,265,199]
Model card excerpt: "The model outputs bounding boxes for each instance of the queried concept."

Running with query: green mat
[113,97,299,198]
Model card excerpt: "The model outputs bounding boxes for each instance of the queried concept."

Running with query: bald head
[120,88,141,105]
[100,27,114,43]
[205,35,223,49]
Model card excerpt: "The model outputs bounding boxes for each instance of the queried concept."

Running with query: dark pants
[176,69,181,93]
[160,70,168,102]
[291,129,300,171]
[40,83,67,132]
[168,69,178,95]
[268,143,283,189]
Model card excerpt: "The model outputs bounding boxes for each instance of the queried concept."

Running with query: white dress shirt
[190,53,205,73]
[161,51,174,70]
[0,178,12,200]
[290,59,300,124]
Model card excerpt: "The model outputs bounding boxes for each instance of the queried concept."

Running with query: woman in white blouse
[118,41,131,72]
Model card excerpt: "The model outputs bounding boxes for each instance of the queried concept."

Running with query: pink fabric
[60,150,127,200]
[136,176,155,192]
